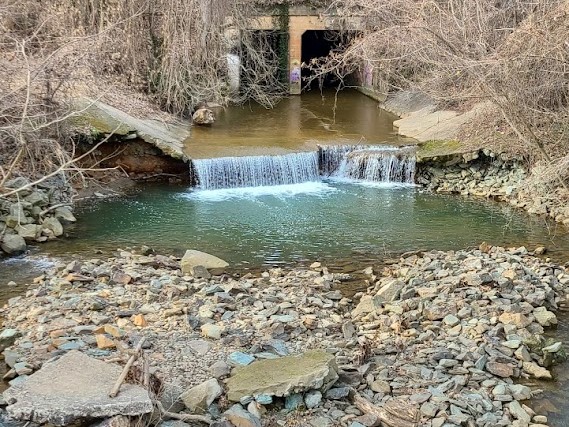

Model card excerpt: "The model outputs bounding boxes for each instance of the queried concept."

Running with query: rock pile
[0,245,566,427]
[417,149,569,225]
[0,177,76,255]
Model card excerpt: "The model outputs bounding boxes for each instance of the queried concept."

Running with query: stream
[1,89,569,425]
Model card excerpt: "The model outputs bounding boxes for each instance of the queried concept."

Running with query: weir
[191,145,417,190]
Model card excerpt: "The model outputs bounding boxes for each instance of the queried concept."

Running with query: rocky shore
[0,177,76,256]
[0,245,566,427]
[417,150,569,226]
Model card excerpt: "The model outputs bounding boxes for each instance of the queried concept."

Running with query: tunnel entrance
[301,30,347,91]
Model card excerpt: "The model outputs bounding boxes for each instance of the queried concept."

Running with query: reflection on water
[184,90,411,159]
[15,181,569,269]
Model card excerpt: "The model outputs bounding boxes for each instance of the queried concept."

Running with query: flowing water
[2,89,569,424]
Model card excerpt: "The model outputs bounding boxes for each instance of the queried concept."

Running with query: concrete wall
[249,10,365,95]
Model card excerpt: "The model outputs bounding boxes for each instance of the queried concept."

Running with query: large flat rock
[4,350,153,425]
[225,350,338,402]
[181,250,229,276]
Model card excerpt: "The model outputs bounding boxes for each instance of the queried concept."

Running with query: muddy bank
[0,245,566,426]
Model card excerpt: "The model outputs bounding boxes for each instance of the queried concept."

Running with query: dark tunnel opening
[301,30,351,91]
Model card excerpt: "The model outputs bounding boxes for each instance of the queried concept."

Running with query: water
[185,89,412,159]
[193,152,319,190]
[322,146,416,184]
[19,182,569,270]
[192,145,415,189]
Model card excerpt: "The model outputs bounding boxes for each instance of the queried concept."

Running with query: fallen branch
[156,401,213,425]
[109,337,146,398]
[351,390,420,427]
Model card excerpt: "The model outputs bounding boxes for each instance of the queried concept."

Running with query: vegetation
[0,0,286,195]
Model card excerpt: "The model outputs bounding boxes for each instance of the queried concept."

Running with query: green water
[30,181,569,267]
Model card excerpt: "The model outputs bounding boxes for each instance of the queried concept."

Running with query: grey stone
[181,250,228,276]
[228,352,255,366]
[54,207,76,224]
[4,350,152,425]
[507,401,531,423]
[522,361,552,379]
[443,314,460,327]
[42,217,64,237]
[0,329,21,352]
[159,383,185,413]
[509,384,532,400]
[304,390,322,409]
[375,280,404,302]
[1,235,26,255]
[285,393,304,410]
[324,387,350,400]
[90,416,131,427]
[15,225,41,241]
[188,340,211,356]
[254,394,272,405]
[352,295,382,317]
[201,324,223,340]
[533,307,557,327]
[210,361,231,378]
[180,378,222,413]
[224,404,261,427]
[225,350,338,402]
[158,422,192,427]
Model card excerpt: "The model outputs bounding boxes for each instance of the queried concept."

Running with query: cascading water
[192,152,320,190]
[191,145,417,190]
[320,145,416,184]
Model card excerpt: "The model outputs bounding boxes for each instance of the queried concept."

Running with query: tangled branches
[316,0,569,168]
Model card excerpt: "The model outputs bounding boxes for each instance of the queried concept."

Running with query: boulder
[181,250,228,276]
[16,224,41,241]
[180,378,222,413]
[4,350,152,425]
[42,217,64,237]
[54,206,77,224]
[1,234,26,255]
[192,108,215,126]
[225,350,338,402]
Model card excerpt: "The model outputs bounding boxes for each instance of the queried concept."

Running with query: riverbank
[0,245,566,426]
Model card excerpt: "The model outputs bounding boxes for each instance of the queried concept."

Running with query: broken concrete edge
[70,97,191,162]
[3,350,153,426]
[379,89,492,161]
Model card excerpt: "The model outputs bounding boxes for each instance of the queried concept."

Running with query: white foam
[181,181,336,201]
[326,177,417,189]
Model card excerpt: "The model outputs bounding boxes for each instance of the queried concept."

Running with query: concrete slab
[4,350,153,425]
[75,97,190,161]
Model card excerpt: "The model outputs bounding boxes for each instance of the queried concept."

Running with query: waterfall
[320,145,416,184]
[192,152,320,190]
[191,145,416,190]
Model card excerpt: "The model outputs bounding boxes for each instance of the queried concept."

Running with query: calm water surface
[185,90,412,158]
